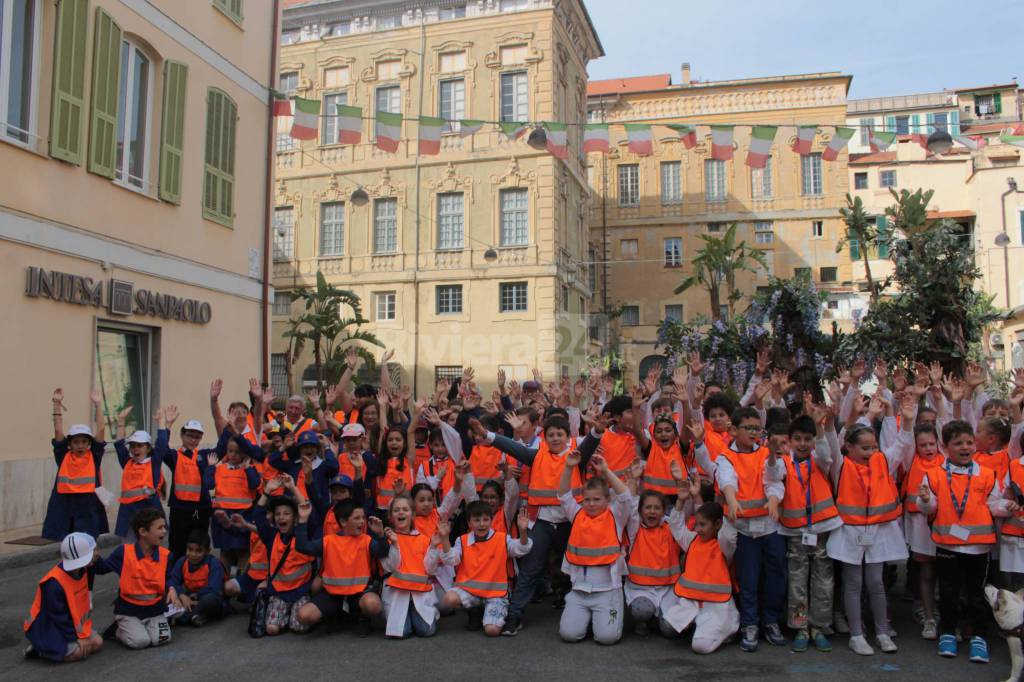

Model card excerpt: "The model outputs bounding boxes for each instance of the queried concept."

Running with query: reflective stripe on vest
[390,571,429,585]
[176,484,202,494]
[933,523,995,537]
[276,564,313,583]
[675,576,732,595]
[626,564,680,578]
[120,545,169,606]
[780,497,836,518]
[836,500,900,517]
[322,575,371,588]
[57,475,97,487]
[642,475,676,488]
[737,497,768,509]
[455,579,508,592]
[566,543,620,557]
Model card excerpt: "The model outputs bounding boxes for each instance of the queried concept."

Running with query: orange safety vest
[835,452,902,525]
[284,417,315,436]
[321,534,373,595]
[119,459,157,504]
[173,449,203,503]
[780,455,839,529]
[901,453,944,514]
[518,462,531,500]
[338,452,365,482]
[600,428,638,477]
[120,544,170,606]
[413,444,431,473]
[975,449,1010,484]
[414,509,439,540]
[386,531,433,592]
[334,409,360,425]
[24,565,92,638]
[213,464,254,509]
[627,522,681,586]
[56,451,97,494]
[527,441,582,506]
[674,535,732,602]
[1003,459,1024,538]
[182,560,210,593]
[421,457,456,500]
[323,505,341,537]
[704,425,732,463]
[270,535,314,592]
[566,507,621,566]
[247,532,269,580]
[377,457,414,509]
[719,448,770,518]
[643,439,684,494]
[454,531,509,598]
[930,463,997,546]
[469,444,505,492]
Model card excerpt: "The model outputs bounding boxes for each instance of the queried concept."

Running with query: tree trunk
[726,270,736,319]
[709,284,722,321]
[862,249,877,304]
[285,346,294,396]
[313,340,324,394]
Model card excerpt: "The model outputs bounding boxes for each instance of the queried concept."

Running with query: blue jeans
[508,518,570,619]
[735,531,786,627]
[402,604,438,638]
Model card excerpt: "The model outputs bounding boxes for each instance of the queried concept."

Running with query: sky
[583,0,1020,100]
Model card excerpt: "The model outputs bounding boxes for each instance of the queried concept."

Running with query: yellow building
[586,68,853,381]
[272,0,603,394]
[0,0,276,533]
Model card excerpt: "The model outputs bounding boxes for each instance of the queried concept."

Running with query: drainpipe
[412,17,425,396]
[261,0,282,387]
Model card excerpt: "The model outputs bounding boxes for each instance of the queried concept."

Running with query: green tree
[837,194,882,304]
[673,223,767,321]
[279,315,305,396]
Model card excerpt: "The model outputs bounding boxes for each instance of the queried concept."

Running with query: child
[435,500,532,635]
[975,416,1012,482]
[381,493,440,638]
[309,465,367,537]
[204,433,260,574]
[168,530,225,627]
[662,498,741,653]
[916,419,1017,663]
[337,423,379,493]
[557,452,632,645]
[1002,428,1024,590]
[598,396,640,478]
[42,388,109,542]
[157,406,215,560]
[94,508,176,649]
[223,522,268,605]
[636,414,687,499]
[268,430,339,504]
[114,422,166,542]
[417,426,462,500]
[701,392,736,462]
[295,498,393,636]
[24,532,103,662]
[902,422,944,639]
[376,425,416,516]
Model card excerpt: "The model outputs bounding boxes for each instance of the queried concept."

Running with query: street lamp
[526,127,548,151]
[350,187,369,206]
[483,247,498,262]
[926,130,953,155]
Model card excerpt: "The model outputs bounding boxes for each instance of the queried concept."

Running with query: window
[500,282,528,312]
[440,6,466,19]
[800,153,823,196]
[932,112,948,132]
[280,31,298,46]
[203,89,237,226]
[811,220,824,238]
[661,161,682,204]
[113,40,152,190]
[276,115,295,152]
[664,304,683,323]
[326,22,350,37]
[754,221,774,244]
[376,85,400,114]
[373,198,398,253]
[272,292,292,316]
[620,239,638,259]
[894,115,910,135]
[435,365,463,382]
[975,93,998,116]
[794,267,811,280]
[618,164,639,206]
[750,157,773,199]
[212,0,243,25]
[439,78,464,133]
[707,222,724,233]
[827,299,839,310]
[321,91,347,145]
[621,305,640,326]
[319,202,344,256]
[95,325,152,436]
[664,238,682,267]
[561,285,569,312]
[375,292,396,321]
[499,188,528,246]
[854,172,868,190]
[376,15,399,30]
[719,305,729,321]
[500,71,528,121]
[323,67,349,89]
[879,169,897,188]
[439,52,466,73]
[820,266,837,283]
[437,192,464,250]
[859,118,873,147]
[705,159,726,201]
[272,207,293,261]
[500,0,529,11]
[278,71,298,92]
[436,284,463,314]
[1,0,39,145]
[270,353,288,398]
[376,60,400,80]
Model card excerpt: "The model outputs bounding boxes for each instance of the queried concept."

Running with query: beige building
[272,0,603,394]
[0,0,276,533]
[586,69,854,381]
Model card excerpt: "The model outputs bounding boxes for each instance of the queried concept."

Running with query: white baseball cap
[127,430,152,445]
[67,424,94,439]
[341,423,366,438]
[60,532,96,571]
[182,420,204,434]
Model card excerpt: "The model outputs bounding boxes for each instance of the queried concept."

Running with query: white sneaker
[921,619,938,640]
[876,633,898,653]
[834,611,850,634]
[848,635,875,655]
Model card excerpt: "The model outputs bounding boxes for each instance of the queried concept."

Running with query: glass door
[94,325,151,437]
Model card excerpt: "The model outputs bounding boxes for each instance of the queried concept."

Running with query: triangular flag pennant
[336,105,362,144]
[500,121,527,141]
[745,125,777,169]
[289,97,320,140]
[271,89,292,117]
[375,111,403,153]
[869,130,897,153]
[458,119,484,137]
[954,134,986,151]
[710,125,734,160]
[544,122,568,159]
[1000,125,1024,148]
[418,116,444,155]
[791,125,817,155]
[625,124,653,156]
[666,124,697,149]
[582,123,609,154]
[822,127,855,161]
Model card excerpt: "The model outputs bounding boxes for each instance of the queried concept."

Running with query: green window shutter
[203,89,237,226]
[87,8,122,178]
[49,0,89,164]
[910,115,920,133]
[950,110,960,136]
[158,61,188,204]
[213,0,244,25]
[850,238,860,261]
[876,216,889,258]
[925,112,935,132]
[994,92,1003,114]
[885,115,896,133]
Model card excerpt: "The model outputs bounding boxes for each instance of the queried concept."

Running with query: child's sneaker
[848,635,874,655]
[500,615,522,637]
[791,629,809,652]
[22,645,38,660]
[740,625,759,652]
[912,603,926,625]
[833,611,850,634]
[811,628,832,652]
[876,633,897,653]
[938,633,958,657]
[921,619,938,640]
[968,636,989,663]
[764,623,786,646]
[191,614,208,628]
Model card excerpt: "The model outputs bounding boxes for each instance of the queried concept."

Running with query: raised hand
[52,388,66,410]
[508,380,522,401]
[381,349,395,365]
[850,359,867,382]
[672,365,690,390]
[531,368,543,384]
[565,449,582,468]
[454,459,471,485]
[89,388,102,406]
[497,368,507,390]
[964,362,985,389]
[436,516,451,540]
[688,351,707,376]
[692,382,706,405]
[461,366,475,384]
[422,406,442,426]
[517,507,530,534]
[117,406,134,422]
[306,389,321,408]
[297,501,312,524]
[686,414,705,443]
[590,452,608,474]
[324,384,338,406]
[629,457,645,481]
[368,516,384,535]
[891,366,908,392]
[210,379,223,400]
[755,348,771,376]
[928,361,943,386]
[163,404,179,426]
[249,377,261,399]
[384,527,398,544]
[670,459,684,483]
[262,386,274,406]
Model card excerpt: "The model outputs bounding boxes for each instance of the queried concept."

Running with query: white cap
[67,424,94,439]
[341,423,366,438]
[60,532,96,571]
[127,430,152,445]
[182,419,204,434]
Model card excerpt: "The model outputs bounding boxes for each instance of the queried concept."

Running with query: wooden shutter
[950,110,960,136]
[876,216,889,258]
[203,89,237,225]
[158,61,188,203]
[49,0,89,164]
[850,238,860,261]
[87,8,122,178]
[994,92,1003,114]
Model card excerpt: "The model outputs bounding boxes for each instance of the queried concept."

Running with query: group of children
[23,353,1024,668]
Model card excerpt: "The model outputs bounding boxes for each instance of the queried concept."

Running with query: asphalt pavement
[0,554,1014,682]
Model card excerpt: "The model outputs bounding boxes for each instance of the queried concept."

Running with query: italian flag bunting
[822,127,855,161]
[458,119,484,137]
[375,111,403,153]
[745,125,777,168]
[954,134,986,151]
[625,124,653,156]
[667,124,697,149]
[336,105,362,144]
[271,89,292,117]
[791,125,817,155]
[418,116,444,155]
[500,121,528,141]
[710,125,734,160]
[544,122,569,159]
[1000,124,1024,148]
[582,123,610,153]
[289,97,320,140]
[869,130,897,153]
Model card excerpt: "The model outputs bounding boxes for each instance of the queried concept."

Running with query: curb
[0,534,122,571]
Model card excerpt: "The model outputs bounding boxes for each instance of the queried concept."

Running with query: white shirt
[915,460,1011,555]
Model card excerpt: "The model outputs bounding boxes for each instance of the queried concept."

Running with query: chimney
[681,62,691,87]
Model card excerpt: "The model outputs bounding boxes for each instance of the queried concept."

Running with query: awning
[926,210,975,219]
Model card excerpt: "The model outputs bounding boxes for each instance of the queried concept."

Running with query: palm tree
[674,223,767,321]
[280,316,305,396]
[838,194,885,305]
